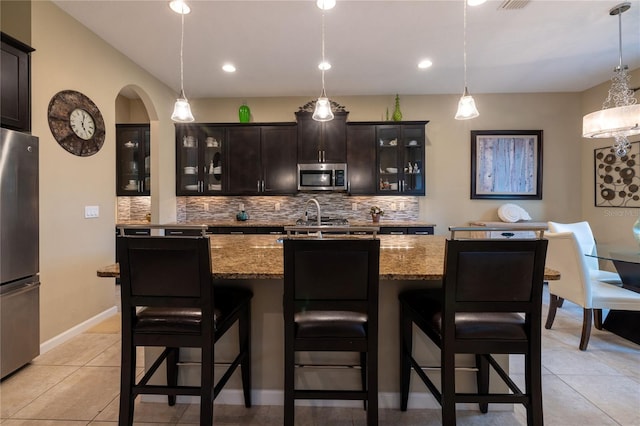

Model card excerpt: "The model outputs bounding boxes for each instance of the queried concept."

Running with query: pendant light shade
[171,3,195,123]
[455,87,480,120]
[312,90,334,121]
[171,90,194,122]
[582,2,639,157]
[312,7,334,122]
[454,0,479,120]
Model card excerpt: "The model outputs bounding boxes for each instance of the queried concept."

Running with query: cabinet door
[261,125,297,194]
[376,125,402,194]
[296,111,347,163]
[116,124,150,196]
[1,35,32,132]
[346,124,376,194]
[176,124,203,195]
[322,112,348,163]
[227,127,261,194]
[201,126,225,194]
[400,125,425,195]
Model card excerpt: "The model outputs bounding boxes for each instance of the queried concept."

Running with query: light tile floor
[1,285,639,425]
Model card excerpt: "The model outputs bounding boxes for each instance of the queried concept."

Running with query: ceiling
[53,0,640,99]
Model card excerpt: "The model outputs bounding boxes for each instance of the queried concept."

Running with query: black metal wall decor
[594,141,640,207]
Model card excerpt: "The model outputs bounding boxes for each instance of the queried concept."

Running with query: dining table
[587,244,640,345]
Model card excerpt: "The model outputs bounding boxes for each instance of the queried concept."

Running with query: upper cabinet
[1,33,34,132]
[116,124,150,196]
[296,111,348,163]
[176,124,225,195]
[175,123,297,196]
[346,124,377,194]
[377,122,427,195]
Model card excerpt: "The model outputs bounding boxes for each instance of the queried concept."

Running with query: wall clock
[47,90,105,157]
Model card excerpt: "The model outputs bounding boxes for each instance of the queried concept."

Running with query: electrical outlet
[204,202,209,212]
[352,202,358,211]
[399,202,405,211]
[390,202,397,211]
[275,202,281,211]
[84,205,99,219]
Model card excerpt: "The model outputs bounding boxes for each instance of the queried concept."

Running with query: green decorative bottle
[392,94,402,122]
[239,102,251,123]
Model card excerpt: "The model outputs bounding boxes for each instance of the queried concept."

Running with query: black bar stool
[399,237,548,425]
[117,235,252,426]
[283,238,380,426]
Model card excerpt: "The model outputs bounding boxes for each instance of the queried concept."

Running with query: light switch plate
[84,205,99,219]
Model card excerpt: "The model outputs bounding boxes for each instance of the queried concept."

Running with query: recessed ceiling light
[418,59,433,69]
[467,0,487,6]
[222,64,236,73]
[318,61,331,71]
[169,0,190,14]
[317,0,336,10]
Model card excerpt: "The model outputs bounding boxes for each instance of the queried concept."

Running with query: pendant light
[170,0,195,123]
[454,0,479,120]
[583,2,639,157]
[312,6,334,122]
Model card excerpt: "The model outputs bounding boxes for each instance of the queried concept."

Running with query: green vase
[239,102,250,123]
[392,94,402,122]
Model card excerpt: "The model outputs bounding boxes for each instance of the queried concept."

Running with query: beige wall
[1,0,31,44]
[581,68,640,246]
[32,1,177,342]
[31,0,637,346]
[191,91,583,233]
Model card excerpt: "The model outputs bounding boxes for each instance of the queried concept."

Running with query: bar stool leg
[399,303,412,412]
[475,354,489,413]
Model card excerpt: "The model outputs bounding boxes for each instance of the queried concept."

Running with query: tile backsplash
[178,193,419,223]
[118,194,420,224]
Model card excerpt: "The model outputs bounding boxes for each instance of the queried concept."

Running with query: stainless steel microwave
[297,163,347,191]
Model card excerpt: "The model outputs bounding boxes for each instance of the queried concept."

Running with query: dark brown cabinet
[1,33,34,132]
[346,124,377,194]
[379,226,434,235]
[116,124,150,196]
[176,123,297,196]
[296,111,348,163]
[225,124,297,195]
[176,124,225,195]
[376,122,427,195]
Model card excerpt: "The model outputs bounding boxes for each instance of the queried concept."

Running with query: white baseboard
[39,306,119,354]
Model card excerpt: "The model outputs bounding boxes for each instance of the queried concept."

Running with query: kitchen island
[100,234,558,409]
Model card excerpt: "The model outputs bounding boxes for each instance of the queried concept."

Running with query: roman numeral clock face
[47,90,105,157]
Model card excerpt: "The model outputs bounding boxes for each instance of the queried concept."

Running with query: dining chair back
[117,235,252,425]
[547,221,620,284]
[544,231,640,350]
[399,237,548,426]
[283,237,380,426]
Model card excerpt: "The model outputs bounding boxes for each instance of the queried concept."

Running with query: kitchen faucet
[302,198,321,226]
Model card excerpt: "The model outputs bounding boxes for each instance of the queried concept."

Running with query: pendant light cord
[180,10,186,97]
[463,0,468,90]
[616,9,623,71]
[321,10,327,95]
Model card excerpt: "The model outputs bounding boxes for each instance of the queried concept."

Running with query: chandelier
[454,0,479,120]
[312,2,335,122]
[582,2,640,157]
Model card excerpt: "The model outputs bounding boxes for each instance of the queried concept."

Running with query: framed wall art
[470,130,543,200]
[594,141,640,207]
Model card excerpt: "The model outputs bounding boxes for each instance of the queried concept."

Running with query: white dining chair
[547,221,621,284]
[544,232,640,350]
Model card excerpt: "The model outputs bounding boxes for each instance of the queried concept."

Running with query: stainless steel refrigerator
[0,127,40,379]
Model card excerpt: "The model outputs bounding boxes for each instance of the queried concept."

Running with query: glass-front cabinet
[376,122,426,195]
[116,124,150,195]
[176,124,224,195]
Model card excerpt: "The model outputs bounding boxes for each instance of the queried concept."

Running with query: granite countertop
[99,234,559,281]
